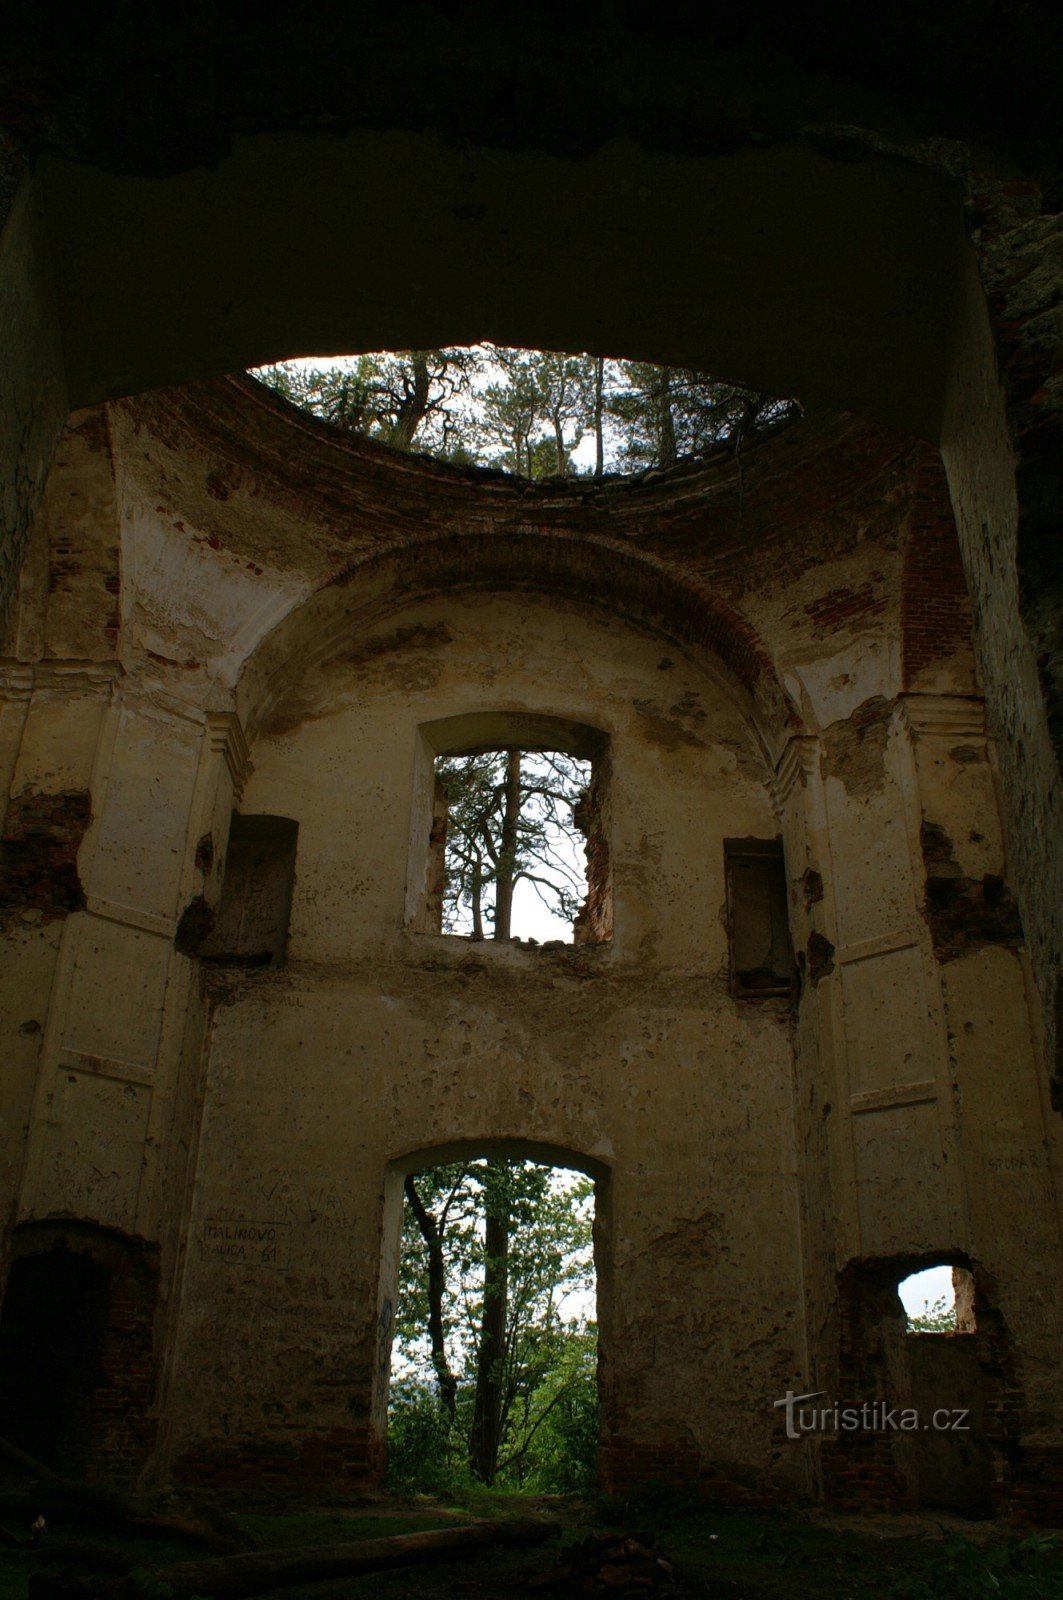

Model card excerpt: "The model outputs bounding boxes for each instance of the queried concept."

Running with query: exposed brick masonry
[902,450,977,690]
[0,788,91,921]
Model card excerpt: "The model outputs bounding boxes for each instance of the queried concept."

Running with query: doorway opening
[0,1241,110,1475]
[383,1149,602,1495]
[0,1224,160,1486]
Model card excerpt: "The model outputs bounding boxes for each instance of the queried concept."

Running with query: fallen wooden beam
[149,1516,561,1598]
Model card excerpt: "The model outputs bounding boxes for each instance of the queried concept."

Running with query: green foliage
[606,360,788,471]
[906,1294,957,1333]
[886,1534,1063,1599]
[385,1378,464,1494]
[476,349,588,476]
[392,1158,598,1494]
[254,345,797,480]
[513,1332,599,1493]
[255,356,377,430]
[256,349,482,456]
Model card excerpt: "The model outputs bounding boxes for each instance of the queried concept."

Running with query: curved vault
[116,374,924,758]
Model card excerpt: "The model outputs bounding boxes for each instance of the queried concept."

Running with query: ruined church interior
[1,1,1062,1570]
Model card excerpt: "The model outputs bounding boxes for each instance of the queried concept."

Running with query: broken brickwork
[0,788,90,921]
[0,374,1058,1519]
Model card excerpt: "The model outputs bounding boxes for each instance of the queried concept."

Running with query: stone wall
[1,384,1058,1511]
[1,9,1061,1103]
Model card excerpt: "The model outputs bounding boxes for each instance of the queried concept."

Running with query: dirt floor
[1,1492,1061,1600]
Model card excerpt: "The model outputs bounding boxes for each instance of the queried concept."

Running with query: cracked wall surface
[1,385,1059,1511]
[1,8,1061,1100]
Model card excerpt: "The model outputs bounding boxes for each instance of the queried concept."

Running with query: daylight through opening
[435,749,594,944]
[253,345,799,481]
[899,1265,977,1333]
[388,1157,599,1494]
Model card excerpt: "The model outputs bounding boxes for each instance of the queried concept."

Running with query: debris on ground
[531,1531,677,1593]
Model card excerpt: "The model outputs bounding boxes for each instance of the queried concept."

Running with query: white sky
[259,347,610,476]
[898,1265,955,1321]
[510,829,587,941]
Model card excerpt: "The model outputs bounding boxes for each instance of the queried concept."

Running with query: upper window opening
[251,345,799,482]
[435,748,594,945]
[410,714,611,947]
[899,1265,976,1334]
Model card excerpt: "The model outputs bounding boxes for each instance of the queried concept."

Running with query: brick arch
[241,529,798,762]
[0,1220,159,1485]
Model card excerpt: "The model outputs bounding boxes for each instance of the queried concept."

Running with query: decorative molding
[898,693,985,740]
[771,735,819,811]
[85,894,175,939]
[850,1079,938,1115]
[0,663,32,702]
[0,658,122,702]
[836,930,920,966]
[56,1049,154,1089]
[208,711,253,798]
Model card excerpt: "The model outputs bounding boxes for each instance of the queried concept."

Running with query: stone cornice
[0,658,123,702]
[208,710,253,799]
[772,735,820,811]
[898,692,986,739]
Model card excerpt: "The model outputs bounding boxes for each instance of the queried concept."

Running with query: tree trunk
[552,406,567,476]
[389,353,431,449]
[492,749,521,940]
[471,855,484,940]
[733,390,768,450]
[403,1177,458,1419]
[593,356,605,479]
[656,369,677,466]
[470,1172,509,1483]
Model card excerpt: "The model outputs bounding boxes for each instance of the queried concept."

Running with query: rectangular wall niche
[725,837,792,996]
[199,814,298,967]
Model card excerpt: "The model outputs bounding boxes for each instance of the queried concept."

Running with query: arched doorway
[0,1222,159,1484]
[375,1139,611,1491]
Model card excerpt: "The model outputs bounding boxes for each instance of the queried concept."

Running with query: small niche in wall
[199,814,298,967]
[724,838,792,997]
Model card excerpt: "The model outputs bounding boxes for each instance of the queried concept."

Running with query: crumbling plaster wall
[1,5,1062,1099]
[162,593,808,1495]
[0,385,1059,1507]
